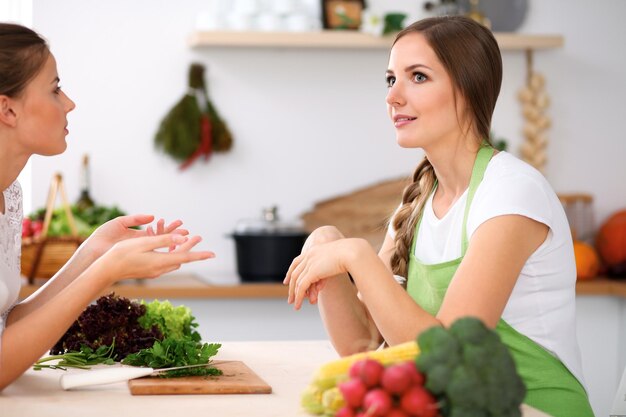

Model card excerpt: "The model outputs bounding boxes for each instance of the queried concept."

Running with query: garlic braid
[390,156,437,278]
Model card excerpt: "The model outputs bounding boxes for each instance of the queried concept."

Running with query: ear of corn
[301,341,420,415]
[321,387,345,413]
[313,340,419,385]
[301,385,325,415]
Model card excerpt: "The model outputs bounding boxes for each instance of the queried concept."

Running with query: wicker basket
[21,173,84,283]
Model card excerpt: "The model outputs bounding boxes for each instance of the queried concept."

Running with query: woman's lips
[393,115,417,128]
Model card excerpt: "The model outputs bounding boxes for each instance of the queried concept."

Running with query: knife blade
[60,363,217,390]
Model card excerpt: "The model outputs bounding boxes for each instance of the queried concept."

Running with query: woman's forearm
[317,273,381,356]
[9,244,98,324]
[0,260,110,390]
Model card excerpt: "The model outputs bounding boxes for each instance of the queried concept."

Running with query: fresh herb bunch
[122,338,222,378]
[416,317,526,417]
[35,343,116,371]
[50,293,162,360]
[138,299,201,342]
[41,294,222,377]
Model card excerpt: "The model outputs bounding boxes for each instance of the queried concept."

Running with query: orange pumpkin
[596,210,626,266]
[573,240,600,280]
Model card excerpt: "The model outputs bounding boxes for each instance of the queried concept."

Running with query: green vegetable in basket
[28,204,128,237]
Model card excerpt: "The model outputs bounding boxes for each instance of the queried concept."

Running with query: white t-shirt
[0,181,23,365]
[388,152,585,387]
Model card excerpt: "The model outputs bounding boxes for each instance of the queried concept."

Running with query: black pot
[232,232,308,283]
[231,207,308,283]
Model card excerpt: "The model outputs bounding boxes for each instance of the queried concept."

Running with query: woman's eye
[54,86,62,94]
[385,75,396,88]
[413,72,427,83]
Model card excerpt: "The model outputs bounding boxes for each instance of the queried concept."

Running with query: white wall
[29,0,626,282]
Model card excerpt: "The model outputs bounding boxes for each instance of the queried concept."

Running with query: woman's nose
[386,84,404,107]
[63,92,76,113]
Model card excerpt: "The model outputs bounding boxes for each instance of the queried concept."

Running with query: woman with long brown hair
[0,23,214,390]
[285,16,593,416]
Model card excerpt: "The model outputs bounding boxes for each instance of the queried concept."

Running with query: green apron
[406,145,593,417]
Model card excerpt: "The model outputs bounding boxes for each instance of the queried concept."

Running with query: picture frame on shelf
[321,0,365,30]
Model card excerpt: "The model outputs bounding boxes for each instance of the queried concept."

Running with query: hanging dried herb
[154,63,233,170]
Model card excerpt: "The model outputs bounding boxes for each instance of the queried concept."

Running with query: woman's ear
[0,95,18,127]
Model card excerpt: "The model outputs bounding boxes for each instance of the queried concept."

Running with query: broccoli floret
[424,363,453,394]
[416,326,462,372]
[449,316,492,345]
[484,359,526,413]
[416,317,526,417]
[462,343,491,370]
[447,365,487,409]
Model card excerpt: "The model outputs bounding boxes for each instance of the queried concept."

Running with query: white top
[0,181,23,366]
[389,152,585,387]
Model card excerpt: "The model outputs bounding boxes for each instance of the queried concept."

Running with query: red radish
[387,407,410,417]
[335,406,356,417]
[400,386,438,417]
[31,220,43,237]
[362,388,392,416]
[397,361,425,386]
[339,379,367,408]
[348,358,385,387]
[22,218,32,238]
[382,363,413,394]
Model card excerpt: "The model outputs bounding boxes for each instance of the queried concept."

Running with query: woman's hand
[286,237,363,310]
[91,233,214,284]
[284,226,345,306]
[80,214,188,260]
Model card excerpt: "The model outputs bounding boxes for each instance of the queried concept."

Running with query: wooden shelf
[19,274,289,300]
[20,274,625,301]
[189,30,564,51]
[576,277,626,298]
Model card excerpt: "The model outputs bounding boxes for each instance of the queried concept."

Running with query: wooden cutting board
[128,360,272,395]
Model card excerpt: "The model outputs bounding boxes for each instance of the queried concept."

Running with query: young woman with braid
[0,23,215,390]
[284,16,593,416]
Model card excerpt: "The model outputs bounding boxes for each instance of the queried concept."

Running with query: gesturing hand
[93,233,214,284]
[81,215,188,260]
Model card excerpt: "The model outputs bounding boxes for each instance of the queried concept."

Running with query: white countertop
[0,340,551,417]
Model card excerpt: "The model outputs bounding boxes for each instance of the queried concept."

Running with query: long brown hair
[389,16,502,278]
[0,23,50,98]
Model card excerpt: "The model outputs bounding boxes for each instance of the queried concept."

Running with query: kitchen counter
[19,274,626,300]
[1,340,551,417]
